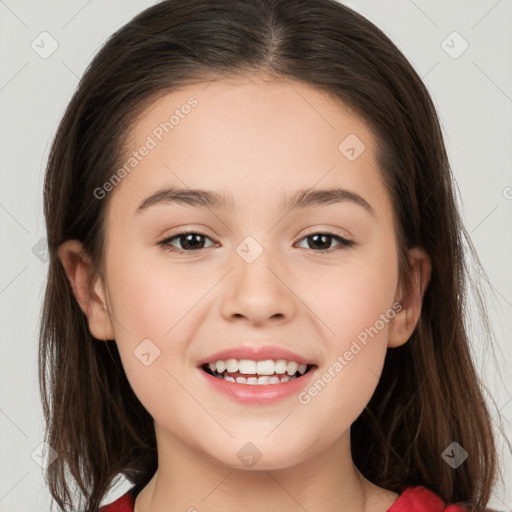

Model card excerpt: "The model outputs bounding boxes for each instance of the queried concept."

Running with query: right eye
[295,231,355,253]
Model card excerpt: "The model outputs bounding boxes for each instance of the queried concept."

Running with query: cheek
[297,268,396,445]
[304,248,398,432]
[114,271,176,336]
[106,246,204,338]
[104,248,213,382]
[105,257,196,418]
[308,254,398,343]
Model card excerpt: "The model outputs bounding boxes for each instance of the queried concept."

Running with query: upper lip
[196,345,315,367]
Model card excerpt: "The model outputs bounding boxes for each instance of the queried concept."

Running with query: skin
[59,75,431,512]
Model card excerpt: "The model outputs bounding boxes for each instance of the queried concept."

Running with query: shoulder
[387,486,470,511]
[96,487,136,512]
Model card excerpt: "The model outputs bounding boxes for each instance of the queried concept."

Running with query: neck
[134,425,397,512]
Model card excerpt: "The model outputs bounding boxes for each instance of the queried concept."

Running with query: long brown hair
[38,0,505,510]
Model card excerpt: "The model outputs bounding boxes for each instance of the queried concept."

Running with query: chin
[204,439,312,472]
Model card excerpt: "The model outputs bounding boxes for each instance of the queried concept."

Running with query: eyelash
[157,230,355,255]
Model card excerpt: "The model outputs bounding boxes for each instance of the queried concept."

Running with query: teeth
[256,360,275,375]
[223,374,294,385]
[207,358,309,376]
[238,359,257,374]
[286,361,298,375]
[226,358,238,372]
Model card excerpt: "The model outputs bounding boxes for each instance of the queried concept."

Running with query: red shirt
[98,485,469,511]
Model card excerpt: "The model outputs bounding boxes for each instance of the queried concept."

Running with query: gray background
[0,0,511,510]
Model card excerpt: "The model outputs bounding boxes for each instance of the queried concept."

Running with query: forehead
[108,76,390,221]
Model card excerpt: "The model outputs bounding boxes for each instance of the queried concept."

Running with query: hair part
[39,0,504,510]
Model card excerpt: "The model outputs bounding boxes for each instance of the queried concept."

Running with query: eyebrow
[135,186,376,217]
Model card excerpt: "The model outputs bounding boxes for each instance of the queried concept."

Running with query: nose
[219,243,297,326]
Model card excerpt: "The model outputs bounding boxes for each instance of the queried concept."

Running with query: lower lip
[198,366,317,404]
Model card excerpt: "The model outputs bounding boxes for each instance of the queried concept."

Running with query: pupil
[181,234,332,251]
[181,234,204,250]
[310,234,330,250]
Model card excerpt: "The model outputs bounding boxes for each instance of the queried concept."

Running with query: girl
[38,0,505,511]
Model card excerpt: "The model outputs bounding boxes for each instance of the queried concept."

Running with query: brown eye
[295,231,354,252]
[158,231,216,254]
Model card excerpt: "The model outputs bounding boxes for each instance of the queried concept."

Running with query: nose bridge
[220,234,295,323]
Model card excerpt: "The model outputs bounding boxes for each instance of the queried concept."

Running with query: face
[64,75,428,471]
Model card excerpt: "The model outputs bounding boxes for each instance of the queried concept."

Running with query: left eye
[158,231,217,254]
[158,230,355,254]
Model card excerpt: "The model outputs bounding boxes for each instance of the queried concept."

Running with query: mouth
[200,359,316,385]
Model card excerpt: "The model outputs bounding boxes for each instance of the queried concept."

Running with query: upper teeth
[208,359,308,376]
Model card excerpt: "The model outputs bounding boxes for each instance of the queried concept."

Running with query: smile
[198,358,317,404]
[202,358,312,385]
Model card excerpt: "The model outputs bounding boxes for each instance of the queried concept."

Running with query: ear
[388,247,431,348]
[58,240,115,341]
